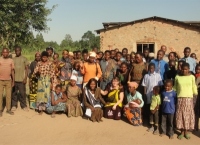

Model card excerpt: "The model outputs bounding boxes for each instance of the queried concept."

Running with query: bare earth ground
[0,106,199,145]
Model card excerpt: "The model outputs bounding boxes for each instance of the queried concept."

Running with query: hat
[69,52,74,56]
[70,75,77,81]
[89,52,96,57]
[149,53,155,58]
[128,81,138,89]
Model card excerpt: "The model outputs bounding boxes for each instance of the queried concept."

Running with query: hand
[23,78,27,84]
[112,105,116,110]
[12,81,15,87]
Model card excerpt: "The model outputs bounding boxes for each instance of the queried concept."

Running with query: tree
[0,0,56,48]
[81,31,100,50]
[60,34,73,49]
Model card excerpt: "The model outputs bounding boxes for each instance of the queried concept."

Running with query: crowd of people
[0,45,199,140]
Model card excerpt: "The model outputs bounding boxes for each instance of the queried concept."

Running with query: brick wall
[99,19,200,57]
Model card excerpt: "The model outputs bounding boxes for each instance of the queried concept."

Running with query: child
[46,85,67,118]
[160,80,177,139]
[164,60,177,82]
[141,63,163,125]
[177,60,185,75]
[151,50,169,80]
[148,86,161,135]
[174,63,198,139]
[194,64,200,131]
[72,61,83,89]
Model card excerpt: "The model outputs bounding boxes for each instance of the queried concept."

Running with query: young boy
[151,50,169,80]
[160,80,177,139]
[181,47,196,74]
[142,63,163,125]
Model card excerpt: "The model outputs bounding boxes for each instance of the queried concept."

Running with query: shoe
[11,106,17,111]
[22,107,29,112]
[0,111,2,117]
[169,135,174,139]
[6,110,14,115]
[153,129,159,135]
[147,127,154,132]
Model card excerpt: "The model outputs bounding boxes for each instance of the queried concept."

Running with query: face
[122,49,128,57]
[153,88,159,95]
[93,48,98,53]
[184,49,190,57]
[196,66,200,74]
[2,49,9,58]
[143,50,149,57]
[157,51,164,60]
[135,54,143,63]
[90,81,96,90]
[73,52,77,59]
[120,64,127,73]
[15,48,21,56]
[89,56,95,63]
[112,79,119,87]
[116,53,122,61]
[115,49,119,52]
[70,80,76,86]
[76,52,81,59]
[98,52,103,59]
[53,54,59,61]
[75,63,80,70]
[62,51,69,59]
[128,86,136,93]
[161,46,167,52]
[130,55,135,63]
[55,87,61,95]
[47,49,53,57]
[35,54,41,61]
[104,52,110,60]
[82,53,88,61]
[191,53,196,59]
[182,66,189,75]
[126,55,130,61]
[41,56,48,62]
[149,65,155,73]
[165,82,172,91]
[178,62,183,71]
[169,62,175,70]
[111,51,115,59]
[168,53,175,61]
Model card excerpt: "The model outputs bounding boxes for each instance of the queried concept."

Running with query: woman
[33,51,55,114]
[124,82,144,126]
[66,75,83,117]
[129,52,148,94]
[29,52,40,109]
[47,85,67,118]
[83,78,106,122]
[101,77,124,120]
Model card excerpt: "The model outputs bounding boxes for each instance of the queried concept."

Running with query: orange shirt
[0,57,14,80]
[80,62,102,83]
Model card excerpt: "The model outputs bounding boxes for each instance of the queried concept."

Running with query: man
[11,46,29,111]
[143,48,151,63]
[0,48,15,116]
[121,48,128,62]
[160,45,169,62]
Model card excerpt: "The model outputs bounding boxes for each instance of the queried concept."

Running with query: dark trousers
[161,113,174,136]
[12,82,27,108]
[142,104,150,126]
[150,110,159,126]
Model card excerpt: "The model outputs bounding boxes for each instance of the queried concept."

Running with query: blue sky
[41,0,200,44]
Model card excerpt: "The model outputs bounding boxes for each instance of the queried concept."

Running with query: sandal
[178,134,184,140]
[184,134,191,140]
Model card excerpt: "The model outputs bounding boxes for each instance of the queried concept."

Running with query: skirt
[66,97,83,117]
[29,94,37,109]
[46,103,66,114]
[91,107,103,122]
[124,107,142,126]
[176,98,195,130]
[104,105,122,120]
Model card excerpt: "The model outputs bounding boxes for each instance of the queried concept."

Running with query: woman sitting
[124,82,144,126]
[101,76,124,120]
[47,85,67,118]
[66,75,83,117]
[83,78,106,122]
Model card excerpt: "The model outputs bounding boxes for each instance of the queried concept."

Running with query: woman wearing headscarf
[124,82,144,126]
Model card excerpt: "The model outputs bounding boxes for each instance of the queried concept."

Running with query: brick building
[95,16,200,57]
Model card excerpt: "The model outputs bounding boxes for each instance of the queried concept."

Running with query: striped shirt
[0,57,14,80]
[141,72,163,104]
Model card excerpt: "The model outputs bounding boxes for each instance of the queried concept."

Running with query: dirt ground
[0,107,199,145]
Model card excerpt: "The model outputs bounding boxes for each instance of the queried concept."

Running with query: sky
[40,0,200,44]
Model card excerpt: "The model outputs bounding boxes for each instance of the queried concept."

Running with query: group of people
[0,45,199,140]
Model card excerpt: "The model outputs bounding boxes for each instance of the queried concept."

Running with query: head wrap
[89,52,96,57]
[69,52,74,56]
[70,75,77,81]
[128,81,138,89]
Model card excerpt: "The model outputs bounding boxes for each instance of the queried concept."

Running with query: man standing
[160,45,169,62]
[11,46,29,111]
[0,48,15,116]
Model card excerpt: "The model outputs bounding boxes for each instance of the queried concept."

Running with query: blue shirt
[180,57,196,73]
[151,59,169,80]
[161,90,177,114]
[141,72,163,104]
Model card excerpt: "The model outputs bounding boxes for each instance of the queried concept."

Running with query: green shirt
[13,55,29,82]
[150,94,161,110]
[173,75,198,98]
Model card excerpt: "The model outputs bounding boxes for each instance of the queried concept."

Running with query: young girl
[148,86,161,135]
[46,85,67,118]
[174,63,198,139]
[72,61,83,89]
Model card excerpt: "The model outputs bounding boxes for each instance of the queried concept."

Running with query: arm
[113,92,124,109]
[60,92,67,103]
[11,69,15,87]
[138,93,144,108]
[192,76,198,95]
[80,63,85,75]
[100,90,108,96]
[96,63,102,80]
[51,92,57,106]
[23,65,29,84]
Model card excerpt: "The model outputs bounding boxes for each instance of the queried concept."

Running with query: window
[136,43,155,53]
